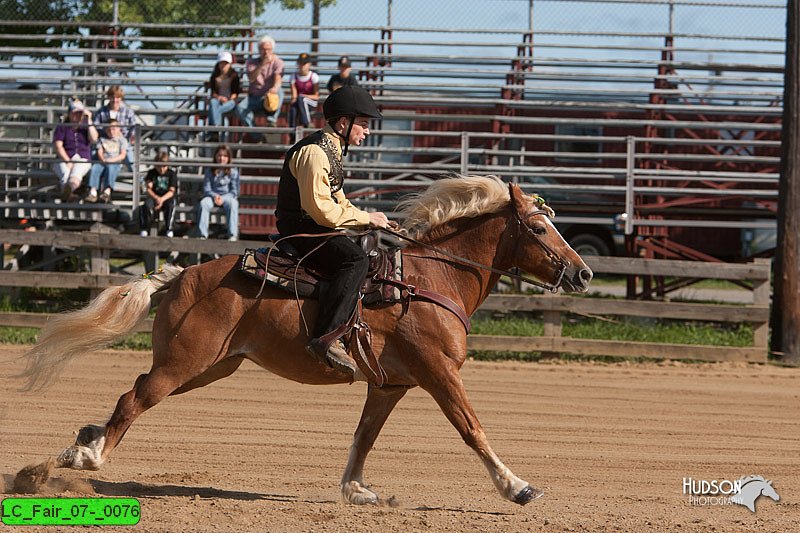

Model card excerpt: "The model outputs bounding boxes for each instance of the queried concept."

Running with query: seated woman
[196,144,239,241]
[207,51,241,142]
[288,52,319,128]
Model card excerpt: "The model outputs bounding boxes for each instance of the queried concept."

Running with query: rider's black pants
[277,219,369,340]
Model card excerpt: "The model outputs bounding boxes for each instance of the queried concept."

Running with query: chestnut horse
[21,175,592,506]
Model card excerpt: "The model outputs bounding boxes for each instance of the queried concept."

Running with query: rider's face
[346,116,371,146]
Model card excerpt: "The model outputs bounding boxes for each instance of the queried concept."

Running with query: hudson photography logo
[682,475,780,512]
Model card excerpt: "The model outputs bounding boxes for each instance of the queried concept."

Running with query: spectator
[86,119,128,203]
[207,51,241,142]
[196,144,239,241]
[94,85,137,170]
[52,98,98,202]
[140,151,178,238]
[288,53,320,128]
[327,56,359,93]
[236,35,285,128]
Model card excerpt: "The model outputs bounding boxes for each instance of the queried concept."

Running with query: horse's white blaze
[544,216,580,257]
[56,435,106,471]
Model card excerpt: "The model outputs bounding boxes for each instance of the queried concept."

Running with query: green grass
[0,326,39,344]
[472,315,752,346]
[0,327,154,351]
[468,315,754,362]
[0,311,755,362]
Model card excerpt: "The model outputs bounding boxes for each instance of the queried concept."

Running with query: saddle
[238,231,403,307]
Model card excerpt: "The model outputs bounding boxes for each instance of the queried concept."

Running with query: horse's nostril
[579,268,593,282]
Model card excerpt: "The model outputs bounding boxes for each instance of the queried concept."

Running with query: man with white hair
[236,35,285,128]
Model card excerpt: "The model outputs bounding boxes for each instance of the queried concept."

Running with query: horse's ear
[508,182,526,213]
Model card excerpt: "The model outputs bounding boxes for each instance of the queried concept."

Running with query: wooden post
[89,223,117,299]
[541,290,562,358]
[143,225,159,274]
[770,0,800,365]
[752,258,771,354]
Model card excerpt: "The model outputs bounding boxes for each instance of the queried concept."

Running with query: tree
[275,0,337,56]
[0,0,276,59]
[0,0,79,59]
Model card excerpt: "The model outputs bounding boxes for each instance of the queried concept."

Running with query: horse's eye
[532,225,546,236]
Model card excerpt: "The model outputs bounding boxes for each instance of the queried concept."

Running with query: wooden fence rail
[1,228,772,362]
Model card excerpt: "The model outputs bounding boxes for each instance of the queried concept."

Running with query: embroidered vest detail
[317,134,343,194]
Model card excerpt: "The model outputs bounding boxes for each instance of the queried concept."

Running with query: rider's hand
[368,211,390,229]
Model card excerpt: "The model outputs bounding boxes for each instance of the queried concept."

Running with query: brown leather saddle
[238,231,402,307]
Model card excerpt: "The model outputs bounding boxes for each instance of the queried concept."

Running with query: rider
[275,85,389,376]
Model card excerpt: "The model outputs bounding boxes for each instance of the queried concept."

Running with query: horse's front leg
[341,384,409,505]
[419,361,543,505]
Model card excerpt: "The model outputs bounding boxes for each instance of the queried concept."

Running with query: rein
[379,207,567,294]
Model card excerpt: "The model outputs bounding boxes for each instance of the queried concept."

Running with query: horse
[730,475,780,512]
[20,175,592,506]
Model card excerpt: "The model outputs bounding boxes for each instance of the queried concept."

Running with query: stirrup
[306,338,357,375]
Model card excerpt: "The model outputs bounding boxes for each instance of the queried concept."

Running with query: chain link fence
[0,1,785,82]
[0,1,785,39]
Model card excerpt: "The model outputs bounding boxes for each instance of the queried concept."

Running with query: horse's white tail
[20,264,184,391]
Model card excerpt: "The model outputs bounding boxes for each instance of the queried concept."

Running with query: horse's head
[508,183,593,293]
[760,480,780,502]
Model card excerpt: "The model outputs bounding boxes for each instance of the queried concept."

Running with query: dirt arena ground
[1,344,798,532]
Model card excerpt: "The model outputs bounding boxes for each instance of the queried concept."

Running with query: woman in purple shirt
[52,99,98,202]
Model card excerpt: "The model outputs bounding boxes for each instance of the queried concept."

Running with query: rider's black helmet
[323,85,382,122]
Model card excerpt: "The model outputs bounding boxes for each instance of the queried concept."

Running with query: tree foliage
[0,0,337,60]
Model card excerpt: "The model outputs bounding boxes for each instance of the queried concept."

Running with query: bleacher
[0,11,785,251]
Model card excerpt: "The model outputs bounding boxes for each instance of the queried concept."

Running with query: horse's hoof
[514,485,544,505]
[54,425,106,470]
[55,446,77,468]
[56,446,102,471]
[341,481,379,505]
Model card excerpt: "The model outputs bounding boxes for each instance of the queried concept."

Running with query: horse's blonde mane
[739,475,769,485]
[397,175,511,238]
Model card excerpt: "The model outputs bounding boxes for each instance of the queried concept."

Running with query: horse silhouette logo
[729,476,780,512]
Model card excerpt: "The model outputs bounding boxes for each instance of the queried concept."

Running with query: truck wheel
[569,234,611,256]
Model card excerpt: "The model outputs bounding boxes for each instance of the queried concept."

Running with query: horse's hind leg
[341,385,409,505]
[58,356,245,470]
[419,363,543,506]
[56,364,194,471]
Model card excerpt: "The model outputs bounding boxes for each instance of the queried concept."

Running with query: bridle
[380,202,569,294]
[509,207,568,293]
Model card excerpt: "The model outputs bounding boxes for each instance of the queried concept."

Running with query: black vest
[276,130,344,232]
